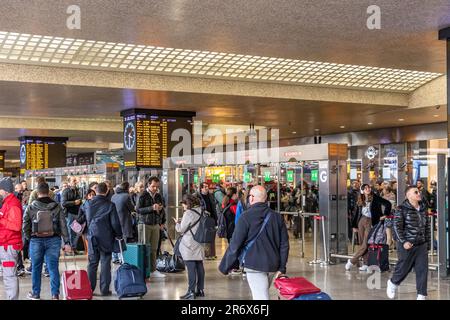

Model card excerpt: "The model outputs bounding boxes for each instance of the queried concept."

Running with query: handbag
[70,220,86,235]
[274,276,321,300]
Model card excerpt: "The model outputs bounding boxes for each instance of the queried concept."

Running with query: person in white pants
[0,178,24,300]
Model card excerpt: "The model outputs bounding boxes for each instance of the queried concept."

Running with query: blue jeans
[66,214,79,249]
[30,236,61,296]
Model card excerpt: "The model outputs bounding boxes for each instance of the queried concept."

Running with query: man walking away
[62,177,82,252]
[23,183,72,300]
[0,178,23,300]
[85,182,123,296]
[136,176,166,279]
[219,186,289,300]
[111,182,134,264]
[387,186,430,300]
[197,183,218,260]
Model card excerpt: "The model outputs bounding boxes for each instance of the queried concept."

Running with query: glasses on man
[413,190,420,195]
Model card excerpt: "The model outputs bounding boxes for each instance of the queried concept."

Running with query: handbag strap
[241,212,272,263]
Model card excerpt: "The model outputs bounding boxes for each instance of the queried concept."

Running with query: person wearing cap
[0,177,23,300]
[345,183,391,272]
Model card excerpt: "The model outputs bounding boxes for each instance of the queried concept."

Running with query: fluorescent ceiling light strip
[0,31,442,92]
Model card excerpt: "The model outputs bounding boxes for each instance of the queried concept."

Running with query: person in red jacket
[0,178,23,300]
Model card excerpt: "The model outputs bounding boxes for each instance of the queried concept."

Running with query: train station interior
[0,0,450,301]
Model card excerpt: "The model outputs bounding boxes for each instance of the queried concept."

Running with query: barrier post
[308,215,321,265]
[301,211,305,258]
[319,216,329,266]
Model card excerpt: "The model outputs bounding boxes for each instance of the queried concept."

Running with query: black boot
[195,290,205,297]
[180,290,196,300]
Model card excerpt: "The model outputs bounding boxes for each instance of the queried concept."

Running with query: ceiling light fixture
[0,31,442,93]
[340,125,345,129]
[292,131,297,134]
[398,118,405,122]
[368,122,373,125]
[433,114,439,117]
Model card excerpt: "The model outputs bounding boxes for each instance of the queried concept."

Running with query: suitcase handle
[117,238,125,264]
[63,251,78,271]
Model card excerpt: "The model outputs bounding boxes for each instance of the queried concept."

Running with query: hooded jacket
[0,193,23,249]
[23,197,70,243]
[394,199,430,246]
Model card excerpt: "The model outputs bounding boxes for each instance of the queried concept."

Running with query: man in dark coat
[85,182,122,296]
[196,182,218,259]
[111,182,134,263]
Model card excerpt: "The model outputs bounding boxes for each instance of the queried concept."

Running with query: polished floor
[1,230,449,300]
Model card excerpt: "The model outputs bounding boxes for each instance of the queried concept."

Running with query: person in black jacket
[387,186,430,300]
[136,176,166,279]
[345,184,391,272]
[85,182,123,296]
[61,176,82,252]
[196,182,218,260]
[347,180,360,241]
[219,185,289,300]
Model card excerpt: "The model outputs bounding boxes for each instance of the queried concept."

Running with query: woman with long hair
[345,184,392,272]
[381,181,397,250]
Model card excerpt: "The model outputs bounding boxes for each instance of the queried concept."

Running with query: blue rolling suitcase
[293,292,332,300]
[115,240,148,299]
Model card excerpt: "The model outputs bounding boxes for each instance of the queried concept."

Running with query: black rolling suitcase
[368,244,389,272]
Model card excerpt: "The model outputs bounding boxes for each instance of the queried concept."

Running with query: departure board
[0,150,5,173]
[121,109,196,169]
[19,137,68,171]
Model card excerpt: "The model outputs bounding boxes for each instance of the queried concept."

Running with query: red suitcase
[61,253,93,300]
[274,276,321,300]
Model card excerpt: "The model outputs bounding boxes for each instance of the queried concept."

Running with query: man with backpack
[0,178,23,300]
[85,182,123,296]
[219,185,290,300]
[23,183,72,300]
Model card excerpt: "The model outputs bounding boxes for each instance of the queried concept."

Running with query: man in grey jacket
[23,183,71,300]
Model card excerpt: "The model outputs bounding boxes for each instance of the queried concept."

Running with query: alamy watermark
[67,5,81,30]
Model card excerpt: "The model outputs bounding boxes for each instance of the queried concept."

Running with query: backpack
[32,210,55,237]
[367,221,387,245]
[217,204,231,239]
[190,209,217,244]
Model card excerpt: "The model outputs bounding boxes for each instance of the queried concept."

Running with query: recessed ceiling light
[368,122,373,125]
[292,131,297,134]
[433,114,439,117]
[340,125,345,129]
[314,129,320,132]
[398,118,405,121]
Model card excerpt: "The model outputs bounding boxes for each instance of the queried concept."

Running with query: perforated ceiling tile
[0,31,442,92]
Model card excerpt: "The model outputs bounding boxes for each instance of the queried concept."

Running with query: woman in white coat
[174,194,205,300]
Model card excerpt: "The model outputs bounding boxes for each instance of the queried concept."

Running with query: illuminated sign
[286,170,294,182]
[311,169,318,182]
[19,137,68,171]
[244,172,252,183]
[121,109,195,169]
[365,146,378,160]
[264,171,271,182]
[194,174,199,184]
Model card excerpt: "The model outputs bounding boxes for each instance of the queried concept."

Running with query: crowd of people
[0,172,437,301]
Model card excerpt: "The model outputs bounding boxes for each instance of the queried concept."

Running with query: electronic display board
[19,137,68,172]
[0,150,5,173]
[121,109,196,169]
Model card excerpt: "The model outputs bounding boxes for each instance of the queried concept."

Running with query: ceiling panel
[0,0,449,73]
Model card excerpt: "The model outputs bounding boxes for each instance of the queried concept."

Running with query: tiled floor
[1,231,449,300]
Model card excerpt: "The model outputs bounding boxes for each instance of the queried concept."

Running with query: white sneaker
[417,294,426,300]
[359,265,369,271]
[386,279,397,299]
[345,259,353,271]
[151,270,166,278]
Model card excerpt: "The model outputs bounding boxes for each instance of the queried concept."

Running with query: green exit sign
[264,171,271,182]
[179,175,184,184]
[287,170,294,182]
[244,172,252,183]
[212,174,220,183]
[311,170,318,182]
[194,174,198,184]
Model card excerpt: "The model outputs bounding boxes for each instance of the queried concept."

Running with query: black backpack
[191,209,217,244]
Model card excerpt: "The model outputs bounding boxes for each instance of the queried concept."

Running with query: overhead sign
[264,171,271,182]
[19,136,68,171]
[311,169,318,182]
[365,146,379,160]
[121,109,195,169]
[0,150,5,173]
[244,172,252,183]
[286,170,294,182]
